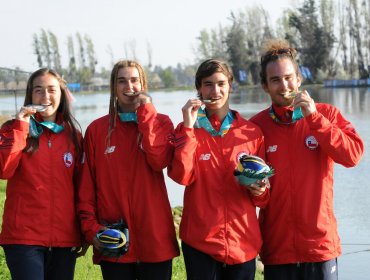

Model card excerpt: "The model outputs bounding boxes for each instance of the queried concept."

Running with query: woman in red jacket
[77,60,179,280]
[0,68,83,280]
[168,59,270,280]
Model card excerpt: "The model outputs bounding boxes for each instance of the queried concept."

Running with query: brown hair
[260,38,301,85]
[195,59,233,94]
[24,68,81,155]
[106,60,148,147]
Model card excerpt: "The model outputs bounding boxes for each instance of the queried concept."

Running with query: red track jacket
[168,110,269,265]
[250,103,364,265]
[0,117,81,248]
[77,103,179,264]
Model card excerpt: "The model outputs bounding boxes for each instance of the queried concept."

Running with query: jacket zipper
[222,136,230,266]
[47,131,54,247]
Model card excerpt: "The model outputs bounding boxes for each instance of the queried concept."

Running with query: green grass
[0,179,10,279]
[0,181,263,279]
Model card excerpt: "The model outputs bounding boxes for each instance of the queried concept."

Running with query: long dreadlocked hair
[106,60,148,148]
[23,68,81,155]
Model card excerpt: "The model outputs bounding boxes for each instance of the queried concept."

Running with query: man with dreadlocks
[77,60,179,280]
[250,38,364,280]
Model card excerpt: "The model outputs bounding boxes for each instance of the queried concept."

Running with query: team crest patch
[63,152,73,167]
[305,136,319,150]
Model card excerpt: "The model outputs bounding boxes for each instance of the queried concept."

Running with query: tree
[76,32,86,69]
[32,34,43,68]
[210,25,229,62]
[146,40,153,69]
[40,29,52,68]
[348,0,369,78]
[85,34,97,75]
[362,0,370,71]
[319,0,337,77]
[195,25,229,63]
[67,36,78,82]
[158,67,176,88]
[48,31,62,73]
[195,29,211,61]
[288,0,335,79]
[172,63,195,87]
[244,5,275,84]
[76,32,92,84]
[226,12,249,84]
[336,0,349,76]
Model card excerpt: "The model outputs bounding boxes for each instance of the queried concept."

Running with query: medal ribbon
[194,107,234,137]
[29,116,64,139]
[119,112,138,123]
[269,106,303,124]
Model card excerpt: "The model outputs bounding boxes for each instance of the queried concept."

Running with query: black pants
[100,259,172,280]
[182,242,256,280]
[264,258,338,280]
[3,244,77,280]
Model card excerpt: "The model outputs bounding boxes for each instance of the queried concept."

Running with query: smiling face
[115,67,143,110]
[262,58,301,107]
[199,72,231,111]
[31,73,62,122]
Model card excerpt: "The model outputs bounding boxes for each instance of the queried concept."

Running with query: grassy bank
[0,180,262,279]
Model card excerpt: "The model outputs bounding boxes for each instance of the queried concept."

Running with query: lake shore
[0,115,10,125]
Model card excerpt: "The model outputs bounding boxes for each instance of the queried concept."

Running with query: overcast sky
[0,0,295,72]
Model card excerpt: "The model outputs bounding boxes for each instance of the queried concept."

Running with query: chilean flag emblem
[305,135,319,150]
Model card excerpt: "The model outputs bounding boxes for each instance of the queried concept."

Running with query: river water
[0,87,369,279]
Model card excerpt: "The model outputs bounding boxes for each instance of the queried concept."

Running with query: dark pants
[100,259,172,280]
[264,258,338,280]
[182,242,256,280]
[3,244,77,280]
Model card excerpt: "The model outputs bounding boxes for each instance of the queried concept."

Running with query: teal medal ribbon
[119,112,138,123]
[269,106,303,124]
[29,116,64,139]
[194,107,234,137]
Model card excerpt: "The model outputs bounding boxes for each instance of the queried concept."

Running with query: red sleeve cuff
[85,224,105,244]
[305,110,321,123]
[181,126,195,138]
[136,103,156,121]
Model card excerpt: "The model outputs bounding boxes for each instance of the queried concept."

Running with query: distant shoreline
[0,115,10,125]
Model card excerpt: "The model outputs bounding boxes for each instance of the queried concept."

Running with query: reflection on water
[1,87,369,279]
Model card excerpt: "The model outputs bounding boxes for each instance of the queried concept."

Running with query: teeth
[123,91,136,96]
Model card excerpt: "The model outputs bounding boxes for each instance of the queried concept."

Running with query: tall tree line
[33,30,97,84]
[28,0,370,87]
[195,0,370,84]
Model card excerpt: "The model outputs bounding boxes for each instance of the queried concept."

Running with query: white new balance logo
[331,265,336,274]
[266,145,277,153]
[199,153,211,160]
[105,146,116,154]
